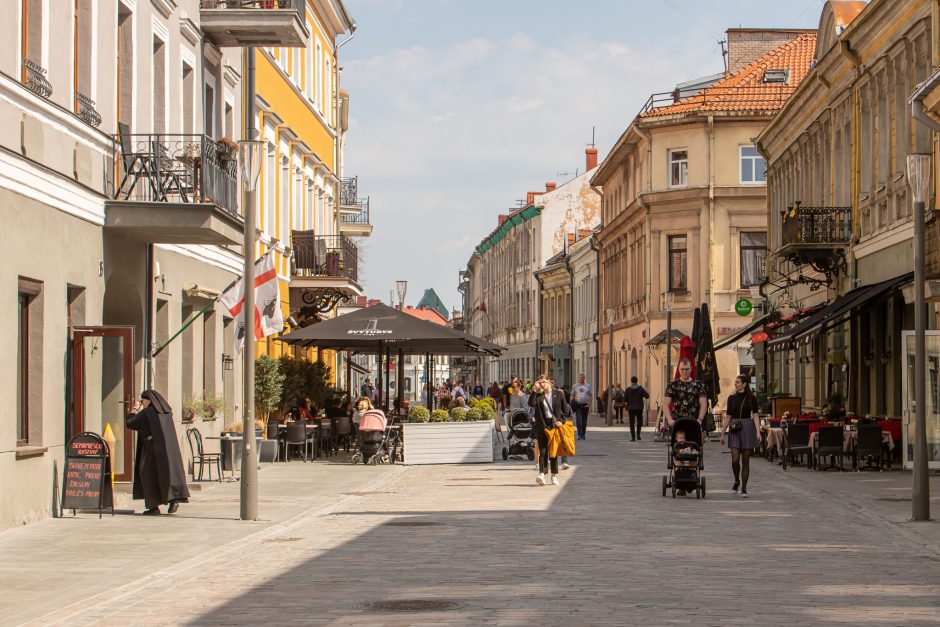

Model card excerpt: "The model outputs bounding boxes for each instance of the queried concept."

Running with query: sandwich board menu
[61,432,114,518]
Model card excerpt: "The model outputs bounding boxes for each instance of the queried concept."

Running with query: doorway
[71,326,135,481]
[901,330,940,470]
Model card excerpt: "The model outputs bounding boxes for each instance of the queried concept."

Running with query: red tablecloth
[878,420,902,442]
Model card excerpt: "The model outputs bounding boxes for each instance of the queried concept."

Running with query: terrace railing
[781,205,852,247]
[291,232,359,283]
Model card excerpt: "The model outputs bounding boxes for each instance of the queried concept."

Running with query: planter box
[403,420,494,465]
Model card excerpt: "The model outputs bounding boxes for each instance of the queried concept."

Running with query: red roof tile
[642,32,817,118]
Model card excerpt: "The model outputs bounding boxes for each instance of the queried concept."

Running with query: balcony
[290,231,362,309]
[105,133,242,246]
[22,59,52,99]
[339,177,372,236]
[775,204,851,278]
[200,0,309,48]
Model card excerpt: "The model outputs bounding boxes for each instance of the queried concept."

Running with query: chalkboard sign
[61,432,113,518]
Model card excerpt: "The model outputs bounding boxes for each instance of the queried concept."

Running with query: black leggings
[535,430,558,475]
[730,448,752,489]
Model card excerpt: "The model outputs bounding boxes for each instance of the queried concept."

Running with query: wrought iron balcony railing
[23,59,52,99]
[75,92,101,127]
[340,204,370,226]
[200,0,304,11]
[780,204,851,247]
[291,232,359,283]
[112,132,239,217]
[641,85,795,116]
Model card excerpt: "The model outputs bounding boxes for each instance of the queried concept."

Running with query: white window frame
[739,145,767,185]
[668,148,688,189]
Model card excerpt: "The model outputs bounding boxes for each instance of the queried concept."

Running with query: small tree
[278,355,333,414]
[255,354,285,421]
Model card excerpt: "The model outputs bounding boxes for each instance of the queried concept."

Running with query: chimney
[586,147,598,171]
[545,182,556,192]
[725,29,808,74]
[526,191,544,205]
[498,214,508,227]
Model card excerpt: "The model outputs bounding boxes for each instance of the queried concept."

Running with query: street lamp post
[907,153,931,522]
[606,308,615,426]
[664,291,675,391]
[396,280,408,311]
[237,122,263,519]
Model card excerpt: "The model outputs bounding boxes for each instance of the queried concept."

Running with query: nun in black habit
[126,390,191,515]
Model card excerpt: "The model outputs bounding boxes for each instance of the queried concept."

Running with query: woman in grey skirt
[720,375,761,497]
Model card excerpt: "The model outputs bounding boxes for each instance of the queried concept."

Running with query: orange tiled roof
[642,32,817,118]
[403,306,448,326]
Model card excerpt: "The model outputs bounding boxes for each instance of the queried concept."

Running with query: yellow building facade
[247,0,360,384]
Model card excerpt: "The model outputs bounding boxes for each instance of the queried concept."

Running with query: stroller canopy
[671,418,703,446]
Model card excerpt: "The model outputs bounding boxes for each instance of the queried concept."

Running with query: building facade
[757,0,935,431]
[463,148,600,384]
[569,229,600,408]
[592,30,816,411]
[535,252,572,387]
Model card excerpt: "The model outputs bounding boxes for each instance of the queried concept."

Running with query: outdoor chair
[855,424,885,471]
[116,122,161,200]
[783,422,813,470]
[285,422,309,462]
[319,418,335,457]
[258,419,280,463]
[335,414,352,453]
[815,426,845,471]
[186,427,222,482]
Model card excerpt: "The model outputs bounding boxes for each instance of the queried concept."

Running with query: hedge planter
[402,420,494,465]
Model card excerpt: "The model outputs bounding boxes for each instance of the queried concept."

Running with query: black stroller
[662,418,706,498]
[502,409,535,461]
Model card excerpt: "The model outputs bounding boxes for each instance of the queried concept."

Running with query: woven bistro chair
[855,424,885,471]
[815,426,845,471]
[285,421,309,462]
[782,422,813,470]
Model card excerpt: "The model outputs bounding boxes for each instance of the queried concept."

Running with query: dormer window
[763,69,789,84]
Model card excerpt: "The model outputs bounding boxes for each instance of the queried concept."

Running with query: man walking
[571,373,592,440]
[624,376,649,441]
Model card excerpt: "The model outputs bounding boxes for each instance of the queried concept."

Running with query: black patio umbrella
[693,302,720,408]
[276,303,503,409]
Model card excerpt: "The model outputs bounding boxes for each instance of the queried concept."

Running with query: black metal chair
[783,422,813,470]
[319,418,335,457]
[855,425,885,471]
[186,427,222,481]
[285,422,309,462]
[116,122,161,199]
[335,414,352,453]
[816,426,845,471]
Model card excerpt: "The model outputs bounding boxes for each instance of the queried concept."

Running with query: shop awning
[713,313,773,350]
[768,272,913,351]
[645,328,686,347]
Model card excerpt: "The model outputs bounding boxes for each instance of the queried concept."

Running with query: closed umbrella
[694,303,720,407]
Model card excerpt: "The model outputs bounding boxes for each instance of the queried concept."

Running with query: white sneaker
[562,462,570,470]
[536,473,546,486]
[551,475,560,485]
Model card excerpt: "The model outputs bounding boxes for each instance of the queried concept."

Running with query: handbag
[728,395,748,433]
[703,411,716,433]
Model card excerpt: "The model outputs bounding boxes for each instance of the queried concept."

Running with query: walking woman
[720,375,761,498]
[126,390,190,515]
[528,376,570,486]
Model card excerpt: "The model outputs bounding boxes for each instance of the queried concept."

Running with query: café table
[807,429,895,454]
[205,434,263,471]
[277,422,321,460]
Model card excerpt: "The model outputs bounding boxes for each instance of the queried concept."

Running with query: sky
[340,0,826,312]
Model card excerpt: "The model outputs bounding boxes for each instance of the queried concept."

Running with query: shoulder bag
[728,395,746,433]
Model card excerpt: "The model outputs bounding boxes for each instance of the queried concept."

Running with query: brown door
[72,326,135,481]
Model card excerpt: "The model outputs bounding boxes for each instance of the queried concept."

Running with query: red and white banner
[219,254,283,355]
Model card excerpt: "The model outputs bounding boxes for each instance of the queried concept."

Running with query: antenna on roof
[588,126,596,148]
[515,198,526,207]
[719,39,728,73]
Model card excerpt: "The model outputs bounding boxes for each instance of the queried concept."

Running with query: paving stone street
[4,425,940,626]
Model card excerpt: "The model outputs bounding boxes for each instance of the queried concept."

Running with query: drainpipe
[639,195,652,394]
[635,126,653,193]
[706,114,715,335]
[590,235,600,412]
[565,247,575,390]
[333,24,357,222]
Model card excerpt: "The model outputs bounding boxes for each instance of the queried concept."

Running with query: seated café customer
[297,396,315,421]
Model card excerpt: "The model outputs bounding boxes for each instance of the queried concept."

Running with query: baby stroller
[502,409,535,461]
[662,418,706,498]
[352,409,389,465]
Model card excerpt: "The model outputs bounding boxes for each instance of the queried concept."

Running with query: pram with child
[502,409,535,461]
[662,418,706,498]
[351,409,397,465]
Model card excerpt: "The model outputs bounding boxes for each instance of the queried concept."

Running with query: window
[17,293,28,444]
[22,0,42,71]
[182,62,194,135]
[153,38,166,134]
[74,0,93,101]
[668,235,687,292]
[740,232,767,287]
[762,69,789,84]
[740,146,766,184]
[669,149,687,188]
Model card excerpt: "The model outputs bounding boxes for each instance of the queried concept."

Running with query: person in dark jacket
[528,376,571,486]
[624,376,650,441]
[126,390,190,515]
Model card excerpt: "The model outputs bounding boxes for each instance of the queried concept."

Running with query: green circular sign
[735,298,753,317]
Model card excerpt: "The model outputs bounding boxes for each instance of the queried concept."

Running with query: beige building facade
[592,30,816,411]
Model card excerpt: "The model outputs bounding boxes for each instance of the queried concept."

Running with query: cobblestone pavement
[6,427,940,626]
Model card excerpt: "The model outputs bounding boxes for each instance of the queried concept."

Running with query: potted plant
[215,136,238,163]
[408,406,430,423]
[464,408,484,422]
[255,355,285,423]
[182,398,199,423]
[199,394,226,421]
[449,407,469,422]
[430,409,449,422]
[822,391,846,423]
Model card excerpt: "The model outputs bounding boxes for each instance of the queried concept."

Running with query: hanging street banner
[219,253,283,354]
